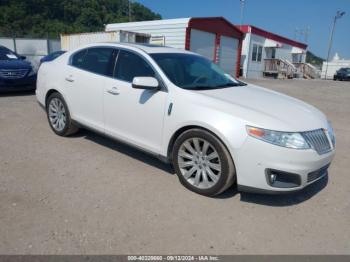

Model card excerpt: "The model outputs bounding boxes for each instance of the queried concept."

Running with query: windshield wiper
[183,82,242,90]
[212,83,240,88]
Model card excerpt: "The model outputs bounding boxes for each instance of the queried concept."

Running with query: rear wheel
[172,129,236,196]
[46,92,79,136]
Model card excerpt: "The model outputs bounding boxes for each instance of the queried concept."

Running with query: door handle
[107,87,120,95]
[65,75,74,82]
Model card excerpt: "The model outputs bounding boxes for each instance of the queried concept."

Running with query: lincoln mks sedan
[36,43,336,196]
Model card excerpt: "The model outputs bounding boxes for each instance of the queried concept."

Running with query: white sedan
[36,43,335,196]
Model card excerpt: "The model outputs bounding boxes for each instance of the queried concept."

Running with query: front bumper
[0,75,36,92]
[234,136,335,194]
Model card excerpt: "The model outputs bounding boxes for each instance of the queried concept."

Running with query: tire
[172,129,236,196]
[46,92,79,136]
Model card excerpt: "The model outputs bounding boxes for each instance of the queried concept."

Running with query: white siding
[275,44,293,61]
[189,29,216,60]
[245,34,266,78]
[321,60,350,79]
[241,32,251,78]
[241,30,307,78]
[218,36,238,76]
[106,18,190,49]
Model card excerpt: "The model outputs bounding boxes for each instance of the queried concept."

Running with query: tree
[0,0,161,37]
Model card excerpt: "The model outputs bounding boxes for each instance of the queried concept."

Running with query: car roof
[78,42,197,55]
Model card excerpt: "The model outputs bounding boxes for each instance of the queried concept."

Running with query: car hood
[0,59,32,70]
[194,83,327,132]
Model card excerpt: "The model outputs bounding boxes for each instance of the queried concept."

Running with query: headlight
[246,126,310,149]
[327,121,336,147]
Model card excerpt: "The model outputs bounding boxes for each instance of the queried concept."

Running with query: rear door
[64,47,116,131]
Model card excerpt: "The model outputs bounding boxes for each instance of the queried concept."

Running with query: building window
[251,44,263,63]
[271,48,276,59]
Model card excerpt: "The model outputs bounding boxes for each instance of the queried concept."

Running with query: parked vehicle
[40,50,66,65]
[36,43,336,196]
[0,45,36,92]
[333,67,350,81]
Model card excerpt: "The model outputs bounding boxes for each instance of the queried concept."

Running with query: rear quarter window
[70,47,116,77]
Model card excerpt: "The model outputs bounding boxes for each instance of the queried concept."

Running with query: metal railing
[293,62,320,79]
[264,58,295,79]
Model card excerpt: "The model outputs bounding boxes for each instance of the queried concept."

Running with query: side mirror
[132,77,159,90]
[19,55,26,60]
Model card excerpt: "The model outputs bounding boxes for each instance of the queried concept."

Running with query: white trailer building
[60,30,151,51]
[321,53,350,79]
[106,17,243,77]
[239,25,314,79]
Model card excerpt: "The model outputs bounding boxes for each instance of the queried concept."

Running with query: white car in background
[36,43,336,196]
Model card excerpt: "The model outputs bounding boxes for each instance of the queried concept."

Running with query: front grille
[302,129,331,155]
[0,69,29,79]
[307,164,330,183]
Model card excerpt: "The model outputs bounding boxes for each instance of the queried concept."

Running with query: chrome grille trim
[302,129,331,155]
[0,69,29,79]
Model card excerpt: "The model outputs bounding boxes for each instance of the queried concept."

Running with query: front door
[104,49,168,154]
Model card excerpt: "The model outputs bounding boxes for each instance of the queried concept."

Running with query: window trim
[68,45,167,92]
[68,46,117,78]
[112,47,167,92]
[251,43,263,63]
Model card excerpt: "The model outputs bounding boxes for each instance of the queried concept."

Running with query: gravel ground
[0,79,349,255]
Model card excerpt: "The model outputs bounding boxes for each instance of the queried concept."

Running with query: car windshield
[0,47,19,61]
[150,53,245,90]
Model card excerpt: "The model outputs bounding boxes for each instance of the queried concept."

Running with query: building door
[190,29,216,61]
[218,36,239,76]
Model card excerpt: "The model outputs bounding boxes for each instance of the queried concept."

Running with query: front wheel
[172,129,236,196]
[46,92,79,136]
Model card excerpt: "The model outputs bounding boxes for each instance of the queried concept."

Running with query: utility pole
[240,0,245,30]
[128,0,132,22]
[325,11,345,79]
[294,27,299,40]
[294,27,310,43]
[304,26,310,43]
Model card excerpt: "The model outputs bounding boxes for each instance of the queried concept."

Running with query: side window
[71,49,88,68]
[257,46,263,62]
[251,44,263,63]
[114,50,155,82]
[252,44,257,61]
[71,48,116,77]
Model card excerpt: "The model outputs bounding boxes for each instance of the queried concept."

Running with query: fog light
[265,169,302,188]
[269,173,277,184]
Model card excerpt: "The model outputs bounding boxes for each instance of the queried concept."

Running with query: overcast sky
[136,0,350,59]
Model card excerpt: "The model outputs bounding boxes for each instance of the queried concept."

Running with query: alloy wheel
[177,137,222,189]
[48,98,67,132]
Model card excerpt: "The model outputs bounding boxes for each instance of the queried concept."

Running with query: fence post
[46,32,50,55]
[12,33,17,53]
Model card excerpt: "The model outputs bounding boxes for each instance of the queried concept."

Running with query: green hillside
[0,0,161,38]
[306,51,325,67]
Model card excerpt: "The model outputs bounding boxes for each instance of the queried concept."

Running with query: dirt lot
[0,79,349,255]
